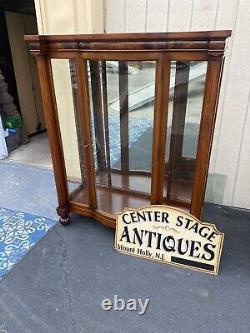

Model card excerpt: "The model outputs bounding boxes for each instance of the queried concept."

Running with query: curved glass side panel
[163,61,207,207]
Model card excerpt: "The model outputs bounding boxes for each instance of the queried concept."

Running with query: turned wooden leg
[57,206,71,225]
[36,56,71,226]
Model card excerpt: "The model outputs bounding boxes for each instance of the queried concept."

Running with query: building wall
[106,0,250,210]
[35,0,104,35]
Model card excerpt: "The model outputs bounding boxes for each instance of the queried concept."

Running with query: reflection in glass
[164,61,207,206]
[87,60,156,204]
[51,59,85,195]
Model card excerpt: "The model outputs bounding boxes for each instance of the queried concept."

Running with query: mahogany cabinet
[25,31,231,227]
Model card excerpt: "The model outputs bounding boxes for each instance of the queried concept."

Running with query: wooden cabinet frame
[25,31,231,227]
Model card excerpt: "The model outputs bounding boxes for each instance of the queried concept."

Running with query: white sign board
[115,205,224,275]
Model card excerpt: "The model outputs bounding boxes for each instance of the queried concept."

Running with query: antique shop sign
[115,206,224,275]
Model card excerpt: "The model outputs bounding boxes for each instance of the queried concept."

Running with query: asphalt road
[0,202,249,333]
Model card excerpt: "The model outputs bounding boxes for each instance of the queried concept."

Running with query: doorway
[0,0,51,168]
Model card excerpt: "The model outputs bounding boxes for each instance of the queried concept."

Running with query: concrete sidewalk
[0,161,57,220]
[0,162,249,332]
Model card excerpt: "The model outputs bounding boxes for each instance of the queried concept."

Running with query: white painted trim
[0,117,8,160]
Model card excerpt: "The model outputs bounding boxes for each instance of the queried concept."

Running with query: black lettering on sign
[115,206,224,275]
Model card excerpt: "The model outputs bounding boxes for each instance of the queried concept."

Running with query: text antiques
[115,206,224,275]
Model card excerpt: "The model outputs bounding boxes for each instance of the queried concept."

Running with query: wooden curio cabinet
[25,31,231,227]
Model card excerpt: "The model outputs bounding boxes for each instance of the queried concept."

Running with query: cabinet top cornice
[24,31,231,54]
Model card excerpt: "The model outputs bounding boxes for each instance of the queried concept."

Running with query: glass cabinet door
[87,60,156,214]
[51,57,208,216]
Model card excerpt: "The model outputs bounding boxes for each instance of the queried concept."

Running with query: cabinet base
[59,216,71,226]
[57,206,71,226]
